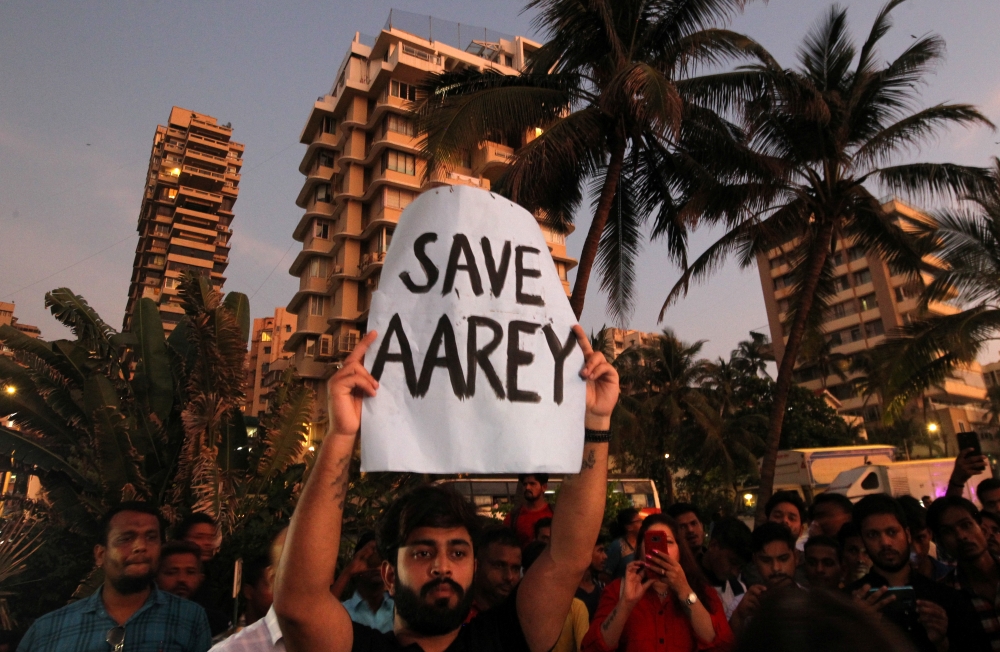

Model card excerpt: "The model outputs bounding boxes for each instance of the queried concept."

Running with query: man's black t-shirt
[849,569,990,652]
[350,592,530,652]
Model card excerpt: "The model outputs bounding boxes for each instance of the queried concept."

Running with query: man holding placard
[274,323,618,652]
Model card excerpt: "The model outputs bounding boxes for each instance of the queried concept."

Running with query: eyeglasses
[106,626,125,652]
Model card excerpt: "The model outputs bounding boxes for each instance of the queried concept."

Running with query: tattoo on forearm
[330,455,351,509]
[601,604,620,632]
[581,448,596,470]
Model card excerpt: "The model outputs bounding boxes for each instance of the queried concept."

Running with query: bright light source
[534,127,543,137]
[743,493,753,501]
[928,423,939,433]
[663,453,670,459]
[4,386,15,395]
[308,445,316,452]
[171,167,181,176]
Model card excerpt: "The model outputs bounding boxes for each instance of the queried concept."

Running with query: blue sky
[2,0,999,362]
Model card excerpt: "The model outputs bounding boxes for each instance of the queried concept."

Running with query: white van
[826,458,993,505]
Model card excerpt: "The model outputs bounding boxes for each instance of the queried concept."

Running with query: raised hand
[326,331,379,437]
[916,600,948,646]
[572,324,619,430]
[620,561,654,605]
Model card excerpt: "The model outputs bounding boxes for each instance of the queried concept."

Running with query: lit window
[260,331,272,342]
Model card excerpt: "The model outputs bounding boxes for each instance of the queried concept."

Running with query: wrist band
[584,428,612,443]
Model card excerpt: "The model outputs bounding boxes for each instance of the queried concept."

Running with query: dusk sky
[2,0,999,362]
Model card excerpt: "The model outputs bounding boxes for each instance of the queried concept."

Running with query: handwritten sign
[360,186,585,473]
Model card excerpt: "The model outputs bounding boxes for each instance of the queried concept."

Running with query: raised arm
[274,332,379,652]
[517,324,618,652]
[947,448,986,498]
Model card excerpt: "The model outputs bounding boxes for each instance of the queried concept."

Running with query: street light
[663,453,670,459]
[928,423,939,433]
[3,386,14,395]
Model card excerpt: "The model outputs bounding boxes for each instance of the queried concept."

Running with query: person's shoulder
[208,619,270,652]
[26,598,90,629]
[351,620,401,652]
[157,590,210,620]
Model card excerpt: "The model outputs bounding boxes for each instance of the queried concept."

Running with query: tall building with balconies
[286,12,577,439]
[123,107,243,334]
[757,199,989,454]
[245,307,297,417]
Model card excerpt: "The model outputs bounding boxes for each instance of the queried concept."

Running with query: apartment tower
[286,12,577,439]
[757,199,989,454]
[123,107,244,334]
[244,307,297,417]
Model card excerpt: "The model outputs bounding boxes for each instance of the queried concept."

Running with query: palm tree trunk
[569,137,627,319]
[755,222,835,525]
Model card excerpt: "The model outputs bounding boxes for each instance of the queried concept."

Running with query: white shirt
[209,606,283,652]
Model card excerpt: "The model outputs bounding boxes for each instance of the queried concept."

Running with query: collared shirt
[849,569,989,652]
[941,558,1000,651]
[209,607,283,652]
[503,503,554,549]
[343,592,394,633]
[17,586,211,652]
[582,580,734,652]
[705,575,745,621]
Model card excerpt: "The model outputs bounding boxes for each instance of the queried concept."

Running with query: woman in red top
[582,514,734,652]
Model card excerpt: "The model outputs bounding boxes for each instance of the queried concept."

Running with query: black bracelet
[584,428,612,443]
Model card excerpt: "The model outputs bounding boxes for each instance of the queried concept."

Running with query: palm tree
[613,329,717,502]
[731,331,774,378]
[870,158,1000,416]
[659,0,992,522]
[797,332,850,391]
[418,0,766,320]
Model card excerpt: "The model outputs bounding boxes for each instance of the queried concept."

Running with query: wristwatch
[685,592,698,607]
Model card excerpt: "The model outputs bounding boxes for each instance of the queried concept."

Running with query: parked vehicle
[826,458,993,506]
[771,445,897,500]
[435,476,661,518]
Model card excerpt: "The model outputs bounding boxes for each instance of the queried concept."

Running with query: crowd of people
[13,328,1000,652]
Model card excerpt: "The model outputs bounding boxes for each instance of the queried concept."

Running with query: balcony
[336,332,359,355]
[473,141,515,176]
[187,132,230,155]
[181,164,225,182]
[190,117,232,139]
[299,274,328,294]
[177,185,223,205]
[221,181,239,196]
[358,250,387,276]
[422,168,489,191]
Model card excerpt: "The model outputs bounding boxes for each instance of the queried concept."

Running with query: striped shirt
[17,586,212,652]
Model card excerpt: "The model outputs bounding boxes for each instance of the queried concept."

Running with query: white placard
[360,186,585,473]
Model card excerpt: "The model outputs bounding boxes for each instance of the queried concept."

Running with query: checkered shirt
[16,586,212,652]
[942,564,1000,651]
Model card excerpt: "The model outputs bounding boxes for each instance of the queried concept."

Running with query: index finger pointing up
[344,330,378,366]
[572,324,593,356]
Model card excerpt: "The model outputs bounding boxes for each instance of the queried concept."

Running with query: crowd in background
[12,452,1000,652]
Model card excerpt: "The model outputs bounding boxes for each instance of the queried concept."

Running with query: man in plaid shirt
[17,502,211,652]
[928,496,1000,651]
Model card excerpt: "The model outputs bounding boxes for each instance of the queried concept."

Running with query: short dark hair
[752,522,797,554]
[353,530,377,557]
[765,491,806,522]
[377,484,480,567]
[809,493,853,521]
[477,525,521,557]
[836,522,861,549]
[981,510,1000,531]
[159,540,202,572]
[242,554,271,588]
[804,535,840,554]
[521,541,547,571]
[99,502,164,546]
[926,495,980,538]
[978,478,1000,497]
[897,495,928,533]
[666,502,702,523]
[533,517,553,538]
[708,517,752,563]
[517,473,549,486]
[852,494,907,533]
[175,512,217,540]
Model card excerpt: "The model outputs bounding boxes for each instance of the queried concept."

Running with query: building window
[261,331,272,342]
[834,275,851,292]
[384,187,415,209]
[153,224,170,236]
[315,220,331,239]
[853,269,872,286]
[777,298,790,314]
[385,113,415,136]
[149,254,166,267]
[389,80,417,101]
[316,184,331,203]
[858,293,878,312]
[309,258,330,278]
[831,251,845,267]
[322,116,337,134]
[895,285,921,302]
[847,246,866,262]
[305,337,317,356]
[285,325,292,333]
[164,277,180,289]
[318,151,335,168]
[263,346,271,355]
[309,295,328,316]
[773,274,793,291]
[383,150,416,175]
[865,320,885,338]
[162,188,178,200]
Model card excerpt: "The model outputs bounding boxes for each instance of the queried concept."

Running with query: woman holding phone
[582,514,734,652]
